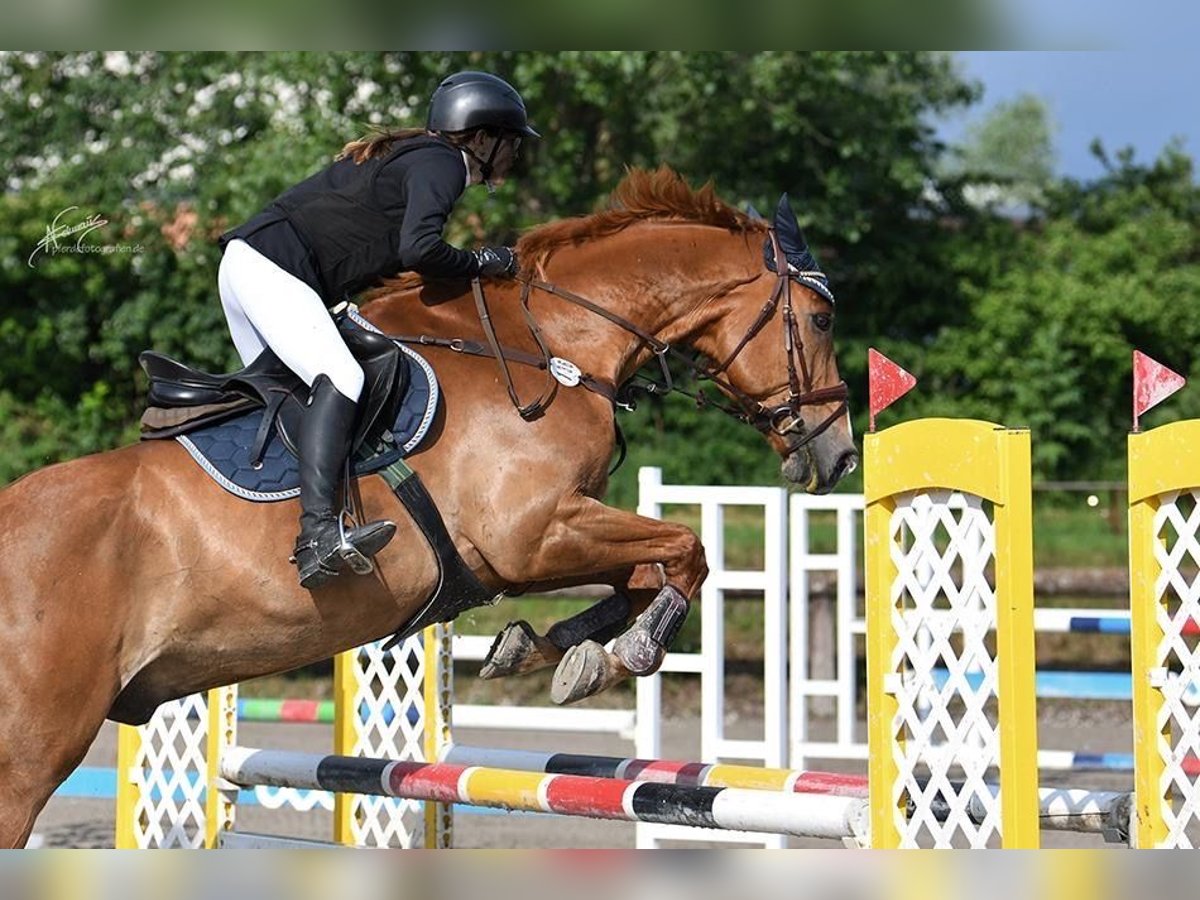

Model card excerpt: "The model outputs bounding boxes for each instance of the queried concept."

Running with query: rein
[520,267,847,447]
[382,227,848,450]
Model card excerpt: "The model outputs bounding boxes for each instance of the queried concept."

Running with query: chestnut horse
[0,167,855,846]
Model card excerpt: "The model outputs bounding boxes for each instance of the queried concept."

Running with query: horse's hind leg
[0,729,83,847]
[479,591,633,679]
[0,695,113,848]
[0,707,110,848]
[0,774,50,849]
[0,634,117,847]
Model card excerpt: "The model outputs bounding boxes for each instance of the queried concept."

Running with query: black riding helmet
[427,71,540,138]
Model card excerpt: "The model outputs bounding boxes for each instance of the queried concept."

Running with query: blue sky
[940,52,1199,180]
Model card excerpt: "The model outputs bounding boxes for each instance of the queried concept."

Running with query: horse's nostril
[835,450,859,479]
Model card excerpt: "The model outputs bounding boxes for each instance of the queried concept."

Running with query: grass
[1031,498,1129,568]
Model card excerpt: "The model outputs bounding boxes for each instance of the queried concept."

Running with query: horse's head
[692,194,857,494]
[499,166,857,493]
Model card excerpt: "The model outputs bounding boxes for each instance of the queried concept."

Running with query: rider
[216,70,539,590]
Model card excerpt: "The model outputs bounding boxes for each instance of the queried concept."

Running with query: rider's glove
[473,245,519,278]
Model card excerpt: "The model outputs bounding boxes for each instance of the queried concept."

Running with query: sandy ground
[32,699,1138,850]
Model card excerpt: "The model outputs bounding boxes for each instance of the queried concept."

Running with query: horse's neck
[363,224,758,392]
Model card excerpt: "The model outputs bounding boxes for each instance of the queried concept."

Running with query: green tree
[910,145,1200,479]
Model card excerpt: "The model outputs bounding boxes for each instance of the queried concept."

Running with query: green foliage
[605,392,790,509]
[908,146,1200,478]
[0,52,1197,499]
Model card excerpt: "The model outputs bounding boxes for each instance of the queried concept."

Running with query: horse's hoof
[479,621,537,679]
[550,640,612,705]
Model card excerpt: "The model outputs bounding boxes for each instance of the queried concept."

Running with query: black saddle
[140,314,410,462]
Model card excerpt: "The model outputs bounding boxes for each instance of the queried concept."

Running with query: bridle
[698,229,849,446]
[485,227,848,450]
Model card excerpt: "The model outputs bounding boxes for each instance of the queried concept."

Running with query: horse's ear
[766,193,836,302]
[763,192,812,274]
[745,202,765,222]
[773,193,809,260]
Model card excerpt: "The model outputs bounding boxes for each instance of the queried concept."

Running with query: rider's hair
[338,126,499,164]
[437,127,494,145]
[337,127,429,164]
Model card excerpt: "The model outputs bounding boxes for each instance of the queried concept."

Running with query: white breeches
[217,239,364,401]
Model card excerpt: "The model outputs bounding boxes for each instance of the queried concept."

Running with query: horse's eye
[811,313,833,333]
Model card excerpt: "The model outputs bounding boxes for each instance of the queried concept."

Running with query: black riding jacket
[219,135,481,302]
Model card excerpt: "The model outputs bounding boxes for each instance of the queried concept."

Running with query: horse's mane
[376,166,762,294]
[516,165,763,271]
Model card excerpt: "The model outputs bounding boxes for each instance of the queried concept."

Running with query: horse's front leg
[487,496,708,704]
[552,579,691,705]
[479,575,661,680]
[479,589,633,680]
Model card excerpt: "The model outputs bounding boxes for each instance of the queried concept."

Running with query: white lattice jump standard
[117,628,456,849]
[859,415,1200,848]
[864,418,1041,848]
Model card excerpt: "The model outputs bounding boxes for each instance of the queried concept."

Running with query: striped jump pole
[441,745,869,797]
[440,745,1129,838]
[237,698,336,724]
[219,747,871,843]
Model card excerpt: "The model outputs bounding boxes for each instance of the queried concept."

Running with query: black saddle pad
[176,341,439,502]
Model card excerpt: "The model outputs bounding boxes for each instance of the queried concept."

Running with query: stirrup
[338,513,374,575]
[337,514,397,575]
[291,517,396,589]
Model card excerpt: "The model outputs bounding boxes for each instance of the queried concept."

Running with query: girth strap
[378,458,501,650]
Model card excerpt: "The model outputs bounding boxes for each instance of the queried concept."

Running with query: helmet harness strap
[461,133,505,190]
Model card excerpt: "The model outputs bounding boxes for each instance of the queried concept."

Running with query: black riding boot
[292,375,396,589]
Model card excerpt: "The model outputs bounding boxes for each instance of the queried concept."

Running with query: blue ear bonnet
[761,193,835,304]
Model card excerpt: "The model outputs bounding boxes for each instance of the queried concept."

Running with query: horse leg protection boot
[550,588,689,705]
[611,585,690,675]
[293,375,396,589]
[545,591,633,651]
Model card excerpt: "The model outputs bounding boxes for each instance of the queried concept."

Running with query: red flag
[868,348,917,431]
[1133,350,1186,431]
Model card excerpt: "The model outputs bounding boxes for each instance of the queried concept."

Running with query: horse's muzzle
[782,444,858,494]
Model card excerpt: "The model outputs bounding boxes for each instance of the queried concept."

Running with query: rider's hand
[473,245,519,278]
